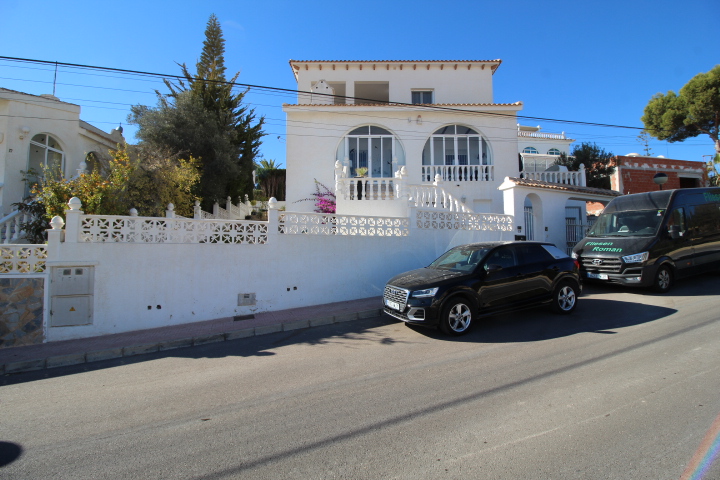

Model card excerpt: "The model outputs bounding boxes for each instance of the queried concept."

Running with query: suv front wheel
[440,298,475,335]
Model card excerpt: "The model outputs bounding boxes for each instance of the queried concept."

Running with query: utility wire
[1,56,645,131]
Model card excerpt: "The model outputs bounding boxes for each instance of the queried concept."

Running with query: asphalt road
[2,275,720,479]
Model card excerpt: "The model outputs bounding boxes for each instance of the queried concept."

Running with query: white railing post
[10,215,21,242]
[579,164,587,187]
[46,216,65,258]
[267,197,279,242]
[64,197,83,243]
[166,203,175,218]
[193,201,202,219]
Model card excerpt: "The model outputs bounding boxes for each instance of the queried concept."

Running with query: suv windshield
[587,209,665,237]
[428,246,491,272]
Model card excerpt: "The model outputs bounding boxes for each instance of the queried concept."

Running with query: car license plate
[587,272,608,280]
[385,299,401,311]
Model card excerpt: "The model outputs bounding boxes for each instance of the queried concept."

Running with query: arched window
[422,125,491,166]
[335,126,405,177]
[522,146,538,154]
[28,134,65,176]
[548,148,561,156]
[84,152,102,174]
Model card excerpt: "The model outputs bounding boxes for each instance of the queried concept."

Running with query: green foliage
[32,144,200,221]
[11,199,50,244]
[642,65,720,155]
[129,14,264,210]
[554,142,616,190]
[124,145,201,217]
[254,158,286,201]
[636,130,653,156]
[33,149,134,219]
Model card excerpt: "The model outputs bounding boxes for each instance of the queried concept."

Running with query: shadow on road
[0,441,23,467]
[3,273,718,386]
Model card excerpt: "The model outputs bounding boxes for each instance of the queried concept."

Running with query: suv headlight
[621,251,649,264]
[411,287,439,298]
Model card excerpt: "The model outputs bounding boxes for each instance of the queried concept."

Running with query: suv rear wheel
[551,280,578,314]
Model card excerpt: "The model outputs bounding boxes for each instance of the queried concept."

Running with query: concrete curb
[1,307,384,375]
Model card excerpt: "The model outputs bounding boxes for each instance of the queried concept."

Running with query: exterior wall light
[19,126,30,139]
[653,172,668,190]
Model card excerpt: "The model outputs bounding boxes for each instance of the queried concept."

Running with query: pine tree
[130,14,264,209]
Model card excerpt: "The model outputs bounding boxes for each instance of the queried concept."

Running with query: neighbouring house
[610,154,708,195]
[517,124,573,174]
[283,59,619,250]
[0,88,125,217]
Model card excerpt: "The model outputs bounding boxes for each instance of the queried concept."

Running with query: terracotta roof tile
[505,177,622,197]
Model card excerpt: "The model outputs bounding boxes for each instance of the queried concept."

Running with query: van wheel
[440,298,474,336]
[551,280,578,314]
[653,265,673,293]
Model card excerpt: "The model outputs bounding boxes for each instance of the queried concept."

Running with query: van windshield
[587,209,665,237]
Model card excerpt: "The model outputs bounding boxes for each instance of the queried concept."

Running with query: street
[2,275,720,479]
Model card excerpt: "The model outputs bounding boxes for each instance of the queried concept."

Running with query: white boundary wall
[4,200,514,342]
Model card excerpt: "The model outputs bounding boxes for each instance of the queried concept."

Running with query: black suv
[383,241,581,336]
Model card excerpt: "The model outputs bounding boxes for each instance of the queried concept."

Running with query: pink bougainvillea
[296,179,336,213]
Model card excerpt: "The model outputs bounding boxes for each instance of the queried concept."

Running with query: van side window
[689,203,720,236]
[667,208,686,236]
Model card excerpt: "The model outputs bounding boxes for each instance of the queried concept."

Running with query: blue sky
[1,0,717,168]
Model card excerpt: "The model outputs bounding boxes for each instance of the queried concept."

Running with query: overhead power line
[0,55,645,131]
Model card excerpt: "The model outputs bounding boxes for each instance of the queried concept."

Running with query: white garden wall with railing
[1,197,513,344]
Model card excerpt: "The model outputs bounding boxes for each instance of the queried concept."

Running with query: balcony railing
[520,170,586,186]
[421,165,494,183]
[518,131,567,140]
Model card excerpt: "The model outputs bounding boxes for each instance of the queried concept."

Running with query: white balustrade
[407,185,471,213]
[0,210,31,244]
[421,165,493,183]
[520,170,585,186]
[517,131,567,140]
[337,178,396,201]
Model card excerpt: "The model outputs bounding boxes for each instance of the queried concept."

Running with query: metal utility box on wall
[50,267,94,327]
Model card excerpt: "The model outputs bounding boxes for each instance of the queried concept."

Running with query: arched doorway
[523,194,543,241]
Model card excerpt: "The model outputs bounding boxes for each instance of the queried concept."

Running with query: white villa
[0,59,622,348]
[283,59,618,249]
[0,88,124,217]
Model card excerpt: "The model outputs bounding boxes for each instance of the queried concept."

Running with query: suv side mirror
[485,264,502,273]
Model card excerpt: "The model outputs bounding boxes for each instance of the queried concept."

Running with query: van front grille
[581,256,622,273]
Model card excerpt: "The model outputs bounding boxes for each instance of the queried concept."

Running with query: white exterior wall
[285,105,521,214]
[285,60,522,217]
[293,61,497,105]
[0,90,122,215]
[34,206,514,342]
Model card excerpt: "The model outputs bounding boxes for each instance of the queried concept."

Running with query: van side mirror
[668,225,681,239]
